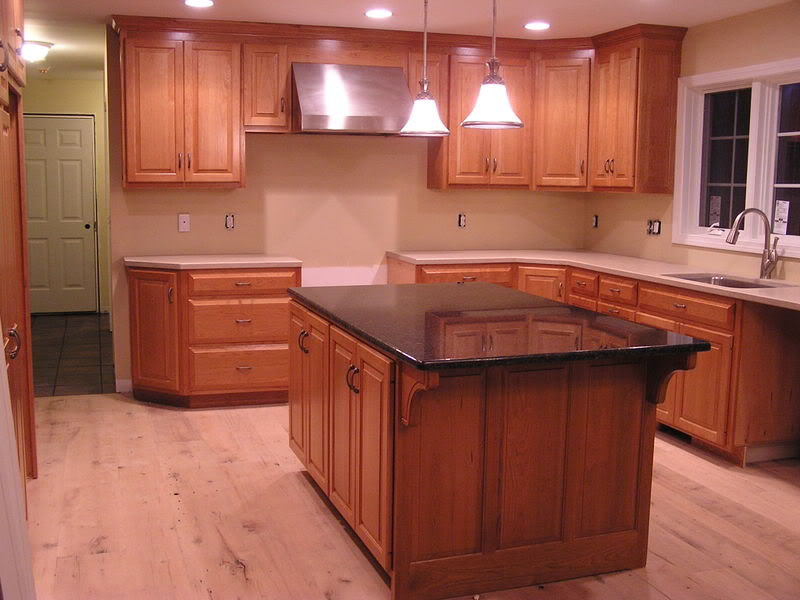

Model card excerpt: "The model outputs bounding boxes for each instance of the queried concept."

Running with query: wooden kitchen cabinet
[242,42,290,131]
[417,263,514,287]
[517,265,567,302]
[122,37,242,186]
[533,52,591,188]
[447,55,531,186]
[437,317,529,358]
[1,0,25,87]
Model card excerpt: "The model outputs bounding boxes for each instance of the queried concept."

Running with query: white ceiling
[23,0,790,79]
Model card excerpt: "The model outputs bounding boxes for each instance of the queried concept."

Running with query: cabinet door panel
[354,342,393,570]
[184,41,242,183]
[288,305,307,464]
[517,266,566,301]
[243,43,289,130]
[491,58,532,185]
[124,39,184,183]
[589,53,613,187]
[304,311,330,491]
[329,327,358,525]
[635,311,681,423]
[534,56,590,187]
[529,321,581,353]
[610,47,638,188]
[486,320,528,357]
[448,56,491,185]
[128,269,179,391]
[677,323,733,445]
[443,322,485,359]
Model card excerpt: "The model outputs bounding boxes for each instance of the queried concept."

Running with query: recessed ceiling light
[185,0,214,7]
[525,21,551,32]
[365,8,393,19]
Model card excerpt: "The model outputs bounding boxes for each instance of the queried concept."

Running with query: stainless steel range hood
[292,63,414,135]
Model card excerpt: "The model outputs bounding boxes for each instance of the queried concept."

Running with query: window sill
[673,232,800,260]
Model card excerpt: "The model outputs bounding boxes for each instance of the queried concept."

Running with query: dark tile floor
[31,313,115,397]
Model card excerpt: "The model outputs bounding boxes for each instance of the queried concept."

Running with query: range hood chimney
[292,63,414,135]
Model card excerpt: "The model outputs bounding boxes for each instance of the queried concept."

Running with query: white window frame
[673,56,800,258]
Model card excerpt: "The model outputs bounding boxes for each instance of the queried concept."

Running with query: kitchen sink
[662,273,795,289]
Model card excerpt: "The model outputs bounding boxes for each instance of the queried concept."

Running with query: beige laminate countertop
[123,254,302,270]
[387,250,800,312]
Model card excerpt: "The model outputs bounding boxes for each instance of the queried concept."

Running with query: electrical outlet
[458,213,467,228]
[652,219,662,235]
[225,214,235,230]
[178,213,190,233]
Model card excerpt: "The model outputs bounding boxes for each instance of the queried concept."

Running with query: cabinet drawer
[186,269,299,296]
[188,297,289,343]
[639,285,736,330]
[598,276,638,306]
[597,301,636,321]
[568,269,598,296]
[189,345,288,391]
[418,264,513,287]
[569,294,597,312]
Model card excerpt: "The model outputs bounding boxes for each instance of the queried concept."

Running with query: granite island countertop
[123,254,302,270]
[289,283,709,371]
[387,250,800,312]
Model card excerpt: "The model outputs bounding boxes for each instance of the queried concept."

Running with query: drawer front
[418,264,513,287]
[568,269,598,296]
[639,285,736,330]
[569,294,597,312]
[597,301,636,321]
[189,297,289,344]
[187,269,299,296]
[598,276,638,306]
[189,345,288,391]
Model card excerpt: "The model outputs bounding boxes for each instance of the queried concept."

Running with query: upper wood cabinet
[447,55,531,187]
[408,51,448,123]
[242,43,290,131]
[1,0,25,87]
[533,53,591,188]
[588,26,685,193]
[122,37,242,186]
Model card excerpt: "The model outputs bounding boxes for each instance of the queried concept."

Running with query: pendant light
[400,0,449,136]
[461,0,523,129]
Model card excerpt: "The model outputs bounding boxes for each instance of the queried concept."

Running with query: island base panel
[392,360,658,600]
[132,388,287,408]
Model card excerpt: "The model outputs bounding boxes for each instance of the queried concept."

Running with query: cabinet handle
[350,366,360,394]
[280,97,286,113]
[167,287,174,304]
[0,41,8,73]
[493,158,498,173]
[235,281,252,287]
[673,303,687,309]
[580,159,585,175]
[488,334,494,352]
[610,158,614,174]
[484,157,490,173]
[575,336,580,350]
[235,318,252,324]
[604,159,610,174]
[607,308,620,314]
[298,330,309,353]
[236,366,253,371]
[462,275,477,282]
[346,364,356,391]
[558,281,564,298]
[178,153,182,170]
[187,153,192,170]
[609,287,621,294]
[6,325,21,360]
[481,335,487,354]
[576,280,587,287]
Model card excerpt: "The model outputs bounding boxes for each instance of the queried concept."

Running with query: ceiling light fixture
[400,0,449,137]
[20,41,53,63]
[524,21,551,31]
[365,8,393,19]
[185,0,214,8]
[461,0,523,129]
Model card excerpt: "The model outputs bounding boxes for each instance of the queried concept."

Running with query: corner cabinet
[122,37,243,186]
[242,42,290,132]
[289,302,394,570]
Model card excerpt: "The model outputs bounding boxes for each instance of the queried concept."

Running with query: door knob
[84,223,91,229]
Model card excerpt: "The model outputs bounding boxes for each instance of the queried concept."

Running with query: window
[673,57,800,258]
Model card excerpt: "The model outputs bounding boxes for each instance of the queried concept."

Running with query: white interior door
[24,115,98,313]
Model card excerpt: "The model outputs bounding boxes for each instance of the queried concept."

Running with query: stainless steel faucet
[725,208,779,279]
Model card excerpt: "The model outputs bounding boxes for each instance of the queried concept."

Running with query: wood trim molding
[592,23,687,46]
[645,352,697,405]
[399,363,440,427]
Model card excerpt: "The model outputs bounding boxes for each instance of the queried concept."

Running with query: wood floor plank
[27,394,800,600]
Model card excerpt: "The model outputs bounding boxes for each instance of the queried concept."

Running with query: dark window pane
[774,188,800,236]
[778,83,800,133]
[775,135,800,184]
[704,186,731,228]
[710,91,736,136]
[708,139,733,183]
[736,88,751,135]
[732,187,746,229]
[733,139,749,183]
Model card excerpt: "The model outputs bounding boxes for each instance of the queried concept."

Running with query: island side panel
[392,359,657,600]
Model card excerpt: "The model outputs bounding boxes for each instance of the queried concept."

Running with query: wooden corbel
[645,352,697,405]
[399,363,440,427]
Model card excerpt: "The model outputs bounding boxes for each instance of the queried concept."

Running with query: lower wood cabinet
[289,305,395,570]
[127,265,299,407]
[517,265,567,301]
[417,263,514,287]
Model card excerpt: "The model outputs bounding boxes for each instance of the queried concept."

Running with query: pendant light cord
[491,0,497,60]
[422,0,429,87]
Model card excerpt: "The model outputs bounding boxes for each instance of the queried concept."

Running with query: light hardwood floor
[27,394,800,600]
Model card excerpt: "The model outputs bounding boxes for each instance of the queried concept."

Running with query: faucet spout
[725,208,779,279]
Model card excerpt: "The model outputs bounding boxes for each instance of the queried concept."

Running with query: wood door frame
[24,113,101,314]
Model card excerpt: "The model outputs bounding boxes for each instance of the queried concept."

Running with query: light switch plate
[178,213,190,233]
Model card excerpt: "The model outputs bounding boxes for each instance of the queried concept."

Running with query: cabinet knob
[673,303,687,309]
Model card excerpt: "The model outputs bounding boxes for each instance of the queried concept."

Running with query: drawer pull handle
[235,319,252,324]
[673,303,687,309]
[235,282,252,287]
[558,281,564,298]
[350,366,360,394]
[607,308,620,314]
[609,287,621,293]
[346,364,356,392]
[236,366,253,371]
[462,276,477,282]
[298,330,309,353]
[168,287,174,304]
[576,281,587,287]
[6,325,21,360]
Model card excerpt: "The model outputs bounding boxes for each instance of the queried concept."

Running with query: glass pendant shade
[400,90,449,136]
[462,60,523,129]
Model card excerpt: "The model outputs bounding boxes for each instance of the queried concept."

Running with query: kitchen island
[287,283,708,600]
